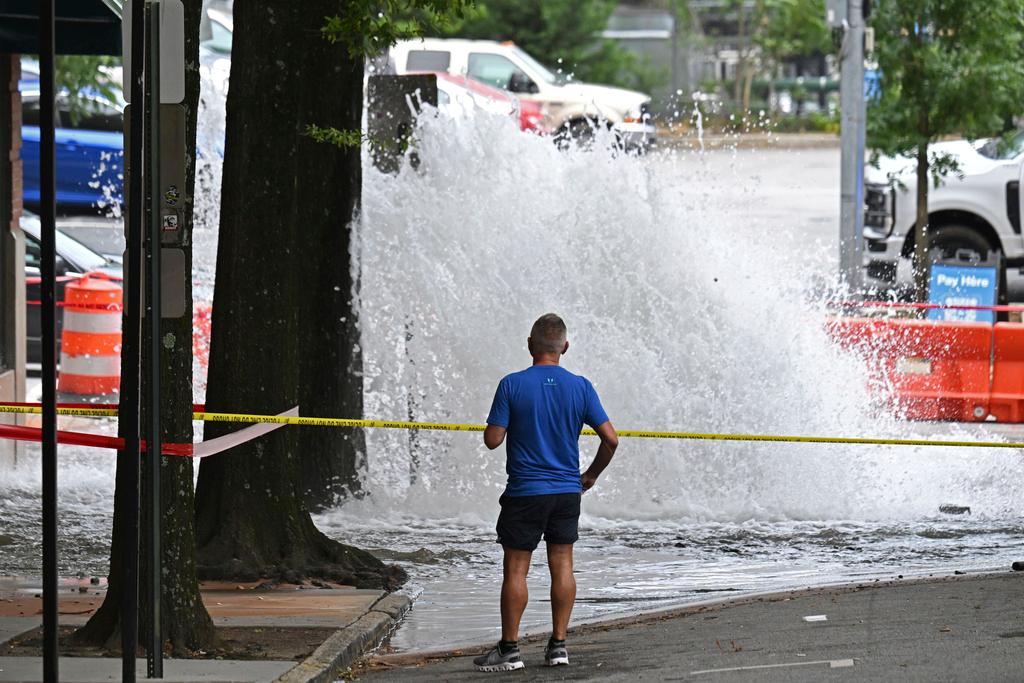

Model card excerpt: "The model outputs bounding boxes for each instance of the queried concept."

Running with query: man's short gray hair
[531,313,567,354]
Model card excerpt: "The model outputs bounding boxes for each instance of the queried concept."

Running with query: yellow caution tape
[3,403,1022,450]
[0,405,119,418]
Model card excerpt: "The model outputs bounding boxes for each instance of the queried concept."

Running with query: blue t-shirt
[486,365,609,497]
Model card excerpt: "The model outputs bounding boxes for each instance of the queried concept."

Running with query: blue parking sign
[927,264,998,323]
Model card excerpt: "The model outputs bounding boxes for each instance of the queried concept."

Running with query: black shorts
[496,492,581,551]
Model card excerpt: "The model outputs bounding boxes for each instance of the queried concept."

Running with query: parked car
[862,131,1024,294]
[390,38,656,149]
[20,71,125,211]
[20,211,122,364]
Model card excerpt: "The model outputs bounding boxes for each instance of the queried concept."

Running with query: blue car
[20,77,125,211]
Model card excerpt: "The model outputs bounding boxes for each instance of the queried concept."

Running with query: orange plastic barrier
[989,323,1024,422]
[826,317,992,422]
[57,274,123,396]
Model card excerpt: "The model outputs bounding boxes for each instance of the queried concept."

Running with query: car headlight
[863,182,895,238]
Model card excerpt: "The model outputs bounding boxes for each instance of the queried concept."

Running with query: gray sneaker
[473,643,524,672]
[544,641,569,666]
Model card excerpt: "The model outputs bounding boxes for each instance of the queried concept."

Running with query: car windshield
[511,46,566,85]
[205,18,233,54]
[977,129,1024,160]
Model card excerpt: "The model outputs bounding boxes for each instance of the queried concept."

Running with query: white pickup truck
[862,131,1024,294]
[389,38,657,149]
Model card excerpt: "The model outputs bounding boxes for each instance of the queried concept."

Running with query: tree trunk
[193,0,404,590]
[76,0,215,653]
[295,37,365,511]
[913,141,930,303]
[742,66,754,113]
[734,3,747,107]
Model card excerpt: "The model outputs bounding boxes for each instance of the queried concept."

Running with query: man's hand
[581,421,617,494]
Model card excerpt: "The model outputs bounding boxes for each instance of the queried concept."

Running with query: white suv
[389,38,656,149]
[863,131,1024,293]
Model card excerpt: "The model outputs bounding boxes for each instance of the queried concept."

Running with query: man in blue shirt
[473,313,618,672]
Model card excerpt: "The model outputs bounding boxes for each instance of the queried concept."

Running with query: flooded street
[315,512,1024,652]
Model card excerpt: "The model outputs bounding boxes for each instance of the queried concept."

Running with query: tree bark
[194,0,403,590]
[913,140,930,303]
[295,34,365,511]
[76,0,215,653]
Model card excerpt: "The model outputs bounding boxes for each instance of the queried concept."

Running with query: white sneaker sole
[475,661,525,672]
[545,656,569,666]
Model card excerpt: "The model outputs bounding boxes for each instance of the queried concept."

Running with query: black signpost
[123,0,147,679]
[38,1,58,680]
[144,1,163,676]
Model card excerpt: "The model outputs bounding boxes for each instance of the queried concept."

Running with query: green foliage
[757,0,831,64]
[304,124,367,148]
[439,0,665,91]
[321,0,475,57]
[868,0,1024,160]
[31,55,123,125]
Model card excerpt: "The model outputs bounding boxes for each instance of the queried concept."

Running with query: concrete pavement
[0,657,295,682]
[355,572,1024,682]
[0,579,410,682]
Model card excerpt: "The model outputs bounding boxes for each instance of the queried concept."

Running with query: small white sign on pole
[122,0,186,104]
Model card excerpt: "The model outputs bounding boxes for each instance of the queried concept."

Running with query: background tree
[726,0,829,113]
[76,0,215,652]
[756,0,829,113]
[445,0,664,93]
[868,0,1024,300]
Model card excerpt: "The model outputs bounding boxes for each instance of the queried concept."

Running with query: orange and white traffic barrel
[57,273,123,396]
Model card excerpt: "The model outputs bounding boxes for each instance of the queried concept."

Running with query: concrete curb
[275,593,411,683]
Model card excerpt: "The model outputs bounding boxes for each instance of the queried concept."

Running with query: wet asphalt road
[355,572,1024,682]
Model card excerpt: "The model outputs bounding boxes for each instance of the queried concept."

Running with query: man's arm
[484,424,507,450]
[581,421,618,492]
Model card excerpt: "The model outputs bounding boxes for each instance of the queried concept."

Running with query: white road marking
[690,658,855,675]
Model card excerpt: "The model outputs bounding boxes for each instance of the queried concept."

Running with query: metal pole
[839,0,866,293]
[145,1,163,677]
[38,1,58,679]
[123,0,148,679]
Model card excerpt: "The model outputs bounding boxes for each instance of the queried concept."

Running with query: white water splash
[349,109,1024,525]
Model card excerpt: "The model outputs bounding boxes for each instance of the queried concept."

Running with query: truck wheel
[927,225,995,260]
[555,118,596,150]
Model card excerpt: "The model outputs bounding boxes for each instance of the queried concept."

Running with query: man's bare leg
[547,543,576,640]
[501,547,533,642]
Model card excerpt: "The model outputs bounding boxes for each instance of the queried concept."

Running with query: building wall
[0,53,26,467]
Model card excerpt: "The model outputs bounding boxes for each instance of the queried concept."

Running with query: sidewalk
[356,571,1024,682]
[0,578,410,682]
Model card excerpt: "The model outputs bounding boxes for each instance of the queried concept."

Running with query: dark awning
[0,0,121,56]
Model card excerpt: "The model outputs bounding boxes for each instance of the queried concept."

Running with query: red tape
[0,423,193,456]
[0,401,207,411]
[0,403,292,459]
[835,301,1024,313]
